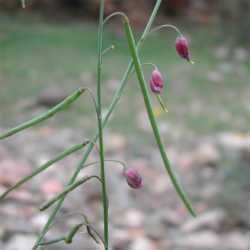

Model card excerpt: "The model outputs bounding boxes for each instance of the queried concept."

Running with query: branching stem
[32,1,163,248]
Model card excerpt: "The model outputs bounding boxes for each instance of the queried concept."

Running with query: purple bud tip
[175,35,192,62]
[149,68,164,93]
[124,168,143,189]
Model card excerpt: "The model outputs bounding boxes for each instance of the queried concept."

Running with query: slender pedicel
[156,94,168,113]
[102,45,115,56]
[103,12,128,25]
[148,25,194,64]
[150,24,182,36]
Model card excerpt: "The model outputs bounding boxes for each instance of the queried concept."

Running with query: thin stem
[149,24,182,37]
[103,12,128,25]
[32,1,162,248]
[40,175,101,211]
[35,223,104,248]
[79,159,126,170]
[0,88,85,140]
[36,237,65,247]
[65,223,85,244]
[82,159,126,170]
[102,45,115,56]
[124,20,196,217]
[97,1,109,249]
[143,62,158,69]
[86,224,104,245]
[35,223,85,247]
[156,94,168,113]
[70,213,103,245]
[83,87,99,117]
[0,141,89,200]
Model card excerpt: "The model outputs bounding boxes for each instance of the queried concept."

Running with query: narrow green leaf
[35,237,65,247]
[124,19,196,217]
[0,88,85,140]
[0,141,89,200]
[64,223,84,244]
[40,175,101,211]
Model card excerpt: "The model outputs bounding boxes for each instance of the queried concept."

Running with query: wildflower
[149,68,164,93]
[124,168,143,189]
[175,35,193,63]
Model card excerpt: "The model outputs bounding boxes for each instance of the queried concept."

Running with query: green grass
[0,13,250,138]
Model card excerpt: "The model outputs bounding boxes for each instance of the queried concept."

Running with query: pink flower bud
[124,168,143,189]
[175,35,192,62]
[149,68,164,93]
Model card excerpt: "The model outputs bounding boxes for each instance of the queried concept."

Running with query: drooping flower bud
[175,35,193,63]
[149,68,164,93]
[124,168,143,189]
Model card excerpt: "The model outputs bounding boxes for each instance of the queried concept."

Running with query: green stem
[32,1,162,248]
[64,223,85,244]
[40,175,101,211]
[34,223,103,248]
[0,88,85,140]
[86,224,104,245]
[0,141,89,200]
[156,94,168,113]
[35,223,85,247]
[97,0,109,249]
[35,237,65,247]
[39,159,126,211]
[149,24,182,36]
[123,20,196,217]
[102,45,115,56]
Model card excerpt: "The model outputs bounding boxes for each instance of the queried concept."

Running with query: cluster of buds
[123,35,193,190]
[148,34,193,112]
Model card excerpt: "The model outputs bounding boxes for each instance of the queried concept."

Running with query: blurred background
[0,0,250,249]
